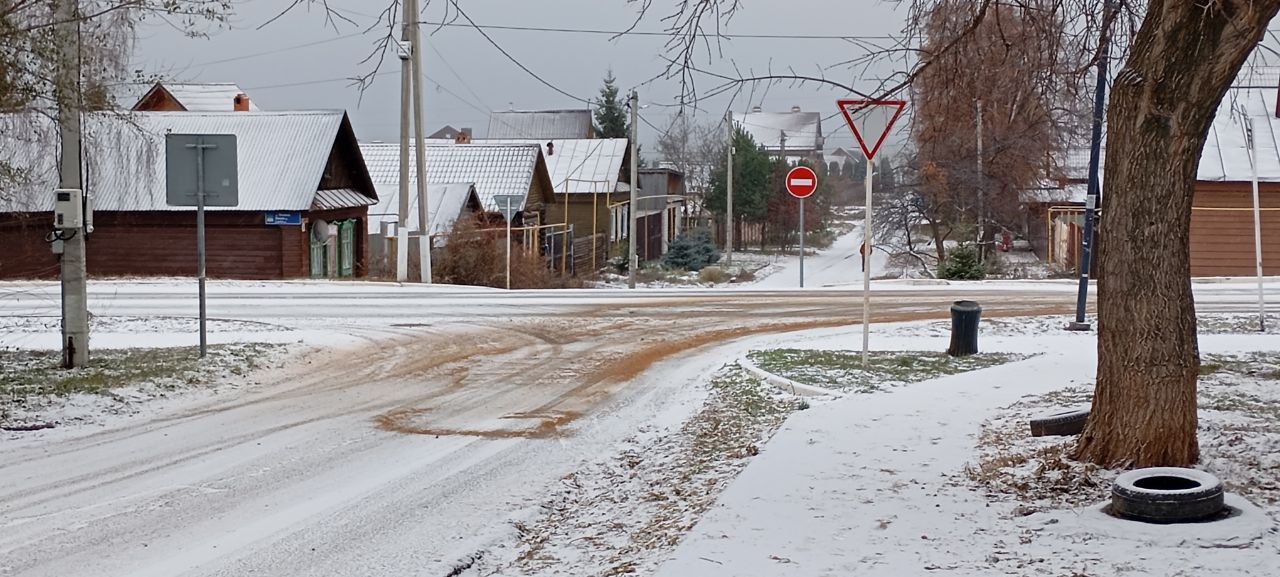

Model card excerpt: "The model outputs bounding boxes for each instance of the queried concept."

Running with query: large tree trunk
[1074,0,1280,468]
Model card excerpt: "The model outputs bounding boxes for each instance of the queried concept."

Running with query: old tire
[1111,467,1225,524]
[1029,408,1089,437]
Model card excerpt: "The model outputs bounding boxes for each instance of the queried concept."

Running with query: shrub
[698,266,728,284]
[435,218,578,289]
[939,244,986,280]
[663,228,721,271]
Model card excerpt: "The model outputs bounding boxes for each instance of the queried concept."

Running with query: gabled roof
[367,182,482,236]
[1201,86,1280,182]
[0,110,371,212]
[133,82,260,112]
[358,142,554,210]
[488,109,594,139]
[479,138,627,194]
[733,110,823,151]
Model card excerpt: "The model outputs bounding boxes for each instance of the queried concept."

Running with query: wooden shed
[0,110,377,279]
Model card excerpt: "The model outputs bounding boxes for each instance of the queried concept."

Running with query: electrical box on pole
[53,188,83,229]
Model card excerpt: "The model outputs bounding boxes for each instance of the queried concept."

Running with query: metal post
[976,99,985,261]
[799,198,805,288]
[194,139,207,358]
[506,199,513,290]
[862,158,873,367]
[1248,117,1267,332]
[725,111,734,265]
[56,0,88,369]
[408,0,431,284]
[395,0,412,282]
[628,90,639,289]
[1069,0,1114,331]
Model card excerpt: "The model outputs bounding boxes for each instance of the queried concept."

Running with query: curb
[737,357,845,398]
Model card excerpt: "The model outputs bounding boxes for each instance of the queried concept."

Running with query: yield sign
[786,166,818,199]
[837,99,906,160]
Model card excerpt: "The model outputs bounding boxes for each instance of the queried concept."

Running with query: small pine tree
[593,71,629,138]
[663,229,721,271]
[939,244,986,280]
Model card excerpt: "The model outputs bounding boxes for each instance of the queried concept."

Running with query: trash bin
[947,300,982,357]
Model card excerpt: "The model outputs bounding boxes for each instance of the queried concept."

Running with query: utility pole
[628,90,639,289]
[861,157,873,367]
[56,0,88,368]
[725,111,734,266]
[1068,0,1115,331]
[395,0,412,282]
[975,99,985,262]
[408,0,431,283]
[779,130,787,164]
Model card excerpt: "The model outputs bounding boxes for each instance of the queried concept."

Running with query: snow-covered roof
[733,110,823,152]
[136,83,261,112]
[1200,86,1280,181]
[359,142,543,211]
[1020,183,1088,205]
[487,110,593,139]
[0,110,368,212]
[480,139,627,193]
[367,182,481,236]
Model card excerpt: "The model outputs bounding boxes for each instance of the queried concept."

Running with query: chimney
[791,105,802,113]
[545,141,555,156]
[455,129,472,144]
[233,93,250,112]
[751,105,762,113]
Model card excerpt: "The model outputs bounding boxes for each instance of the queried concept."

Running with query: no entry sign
[786,166,818,199]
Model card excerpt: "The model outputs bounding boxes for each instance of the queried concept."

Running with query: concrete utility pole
[725,111,734,266]
[395,0,412,282]
[408,0,432,283]
[56,0,88,368]
[628,90,639,289]
[975,99,985,261]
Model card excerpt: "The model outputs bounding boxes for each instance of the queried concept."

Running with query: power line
[188,31,369,68]
[419,20,902,41]
[442,0,593,105]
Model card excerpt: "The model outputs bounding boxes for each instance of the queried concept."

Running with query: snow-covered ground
[749,220,892,289]
[654,323,1279,577]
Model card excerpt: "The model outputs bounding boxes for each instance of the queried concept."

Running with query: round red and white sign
[785,166,818,199]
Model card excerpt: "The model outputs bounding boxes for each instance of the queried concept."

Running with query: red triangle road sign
[836,99,906,160]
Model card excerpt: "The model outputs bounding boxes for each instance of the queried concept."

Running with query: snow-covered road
[1,280,1277,576]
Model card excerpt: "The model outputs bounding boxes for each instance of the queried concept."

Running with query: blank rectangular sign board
[165,134,239,207]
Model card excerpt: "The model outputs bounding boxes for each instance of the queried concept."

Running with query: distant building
[132,82,260,112]
[637,167,687,260]
[733,106,824,166]
[428,125,473,141]
[488,109,594,139]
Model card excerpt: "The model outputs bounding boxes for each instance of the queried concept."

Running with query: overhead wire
[417,20,902,41]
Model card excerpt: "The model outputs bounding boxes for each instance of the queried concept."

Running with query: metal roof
[313,188,376,211]
[359,142,542,210]
[733,110,824,152]
[479,138,627,194]
[487,110,593,139]
[1201,86,1280,181]
[367,182,481,235]
[163,83,259,111]
[0,110,353,212]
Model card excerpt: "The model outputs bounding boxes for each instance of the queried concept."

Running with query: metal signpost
[837,99,906,367]
[166,134,238,358]
[1245,117,1268,332]
[785,166,818,288]
[495,194,523,290]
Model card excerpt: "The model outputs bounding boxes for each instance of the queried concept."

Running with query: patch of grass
[0,344,276,401]
[748,349,1025,393]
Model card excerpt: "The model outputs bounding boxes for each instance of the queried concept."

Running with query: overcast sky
[132,0,911,155]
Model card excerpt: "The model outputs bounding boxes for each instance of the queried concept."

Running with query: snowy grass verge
[472,364,804,577]
[0,343,287,431]
[967,351,1280,512]
[747,348,1025,393]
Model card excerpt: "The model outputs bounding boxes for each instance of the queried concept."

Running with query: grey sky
[134,1,909,154]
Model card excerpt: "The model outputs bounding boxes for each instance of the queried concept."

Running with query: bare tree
[635,0,1279,468]
[655,114,725,222]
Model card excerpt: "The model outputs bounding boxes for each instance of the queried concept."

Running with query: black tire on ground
[1029,408,1090,437]
[1111,467,1225,524]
